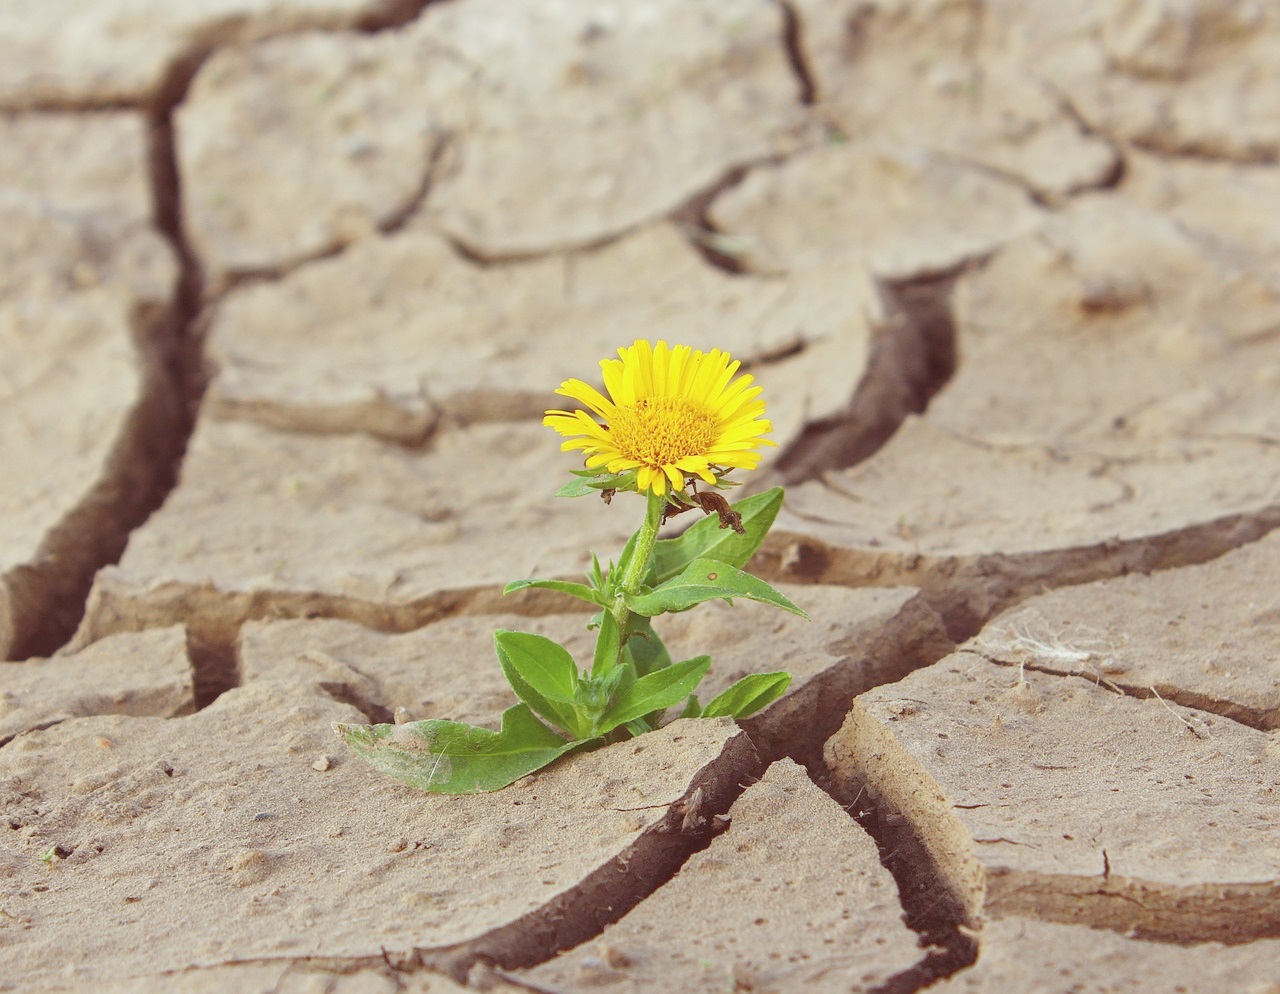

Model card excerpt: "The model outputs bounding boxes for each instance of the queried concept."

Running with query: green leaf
[701,672,792,719]
[624,718,652,737]
[611,529,640,595]
[591,469,638,491]
[624,615,672,678]
[494,630,585,737]
[336,704,584,793]
[603,656,636,701]
[652,487,784,583]
[679,694,702,719]
[555,476,599,498]
[592,610,622,677]
[594,655,711,736]
[503,578,604,607]
[624,559,808,619]
[622,617,673,727]
[555,469,638,497]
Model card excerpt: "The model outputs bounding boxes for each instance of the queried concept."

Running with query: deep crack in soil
[673,162,760,275]
[774,266,963,484]
[2,106,197,660]
[4,59,208,662]
[8,5,1280,991]
[416,732,762,980]
[824,762,979,994]
[772,0,817,107]
[7,0,468,666]
[758,505,1280,646]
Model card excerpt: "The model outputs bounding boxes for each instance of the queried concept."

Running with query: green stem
[612,488,665,633]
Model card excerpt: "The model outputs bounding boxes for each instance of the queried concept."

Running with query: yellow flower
[544,340,776,495]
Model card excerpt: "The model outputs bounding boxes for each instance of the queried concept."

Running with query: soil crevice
[771,0,817,106]
[415,731,761,979]
[961,648,1280,733]
[822,707,980,993]
[211,126,460,298]
[758,505,1280,643]
[674,159,785,275]
[3,54,213,662]
[773,266,965,485]
[353,0,453,33]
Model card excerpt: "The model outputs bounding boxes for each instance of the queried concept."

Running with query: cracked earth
[3,1,1280,991]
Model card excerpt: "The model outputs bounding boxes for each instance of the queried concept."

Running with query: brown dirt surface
[3,1,1280,991]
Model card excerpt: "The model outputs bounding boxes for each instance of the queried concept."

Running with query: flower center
[610,397,718,467]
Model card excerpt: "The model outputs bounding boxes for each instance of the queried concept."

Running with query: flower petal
[547,339,775,488]
[600,357,632,407]
[555,378,615,419]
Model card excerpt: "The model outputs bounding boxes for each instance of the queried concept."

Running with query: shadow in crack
[772,0,817,106]
[11,0,467,665]
[5,50,207,662]
[3,311,189,660]
[354,0,454,33]
[674,163,762,276]
[823,765,979,994]
[774,266,964,485]
[317,681,396,725]
[189,629,239,710]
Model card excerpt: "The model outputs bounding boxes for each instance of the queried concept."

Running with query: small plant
[337,340,805,793]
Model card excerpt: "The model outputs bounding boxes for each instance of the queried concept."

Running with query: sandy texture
[759,185,1280,622]
[521,760,924,993]
[0,118,179,658]
[0,207,162,578]
[176,25,470,290]
[792,0,1119,202]
[2,694,755,988]
[0,628,192,744]
[0,112,152,219]
[930,916,1280,994]
[710,141,1043,279]
[0,0,408,108]
[204,224,882,445]
[1027,1,1280,161]
[71,417,635,657]
[412,0,810,259]
[826,545,1280,941]
[178,0,810,289]
[7,0,1280,990]
[52,962,482,994]
[972,530,1280,730]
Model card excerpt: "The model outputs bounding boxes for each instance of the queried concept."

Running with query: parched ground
[3,1,1280,991]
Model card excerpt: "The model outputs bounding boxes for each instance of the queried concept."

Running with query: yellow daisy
[544,340,776,496]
